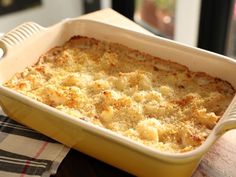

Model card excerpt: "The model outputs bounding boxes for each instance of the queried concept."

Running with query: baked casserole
[5,36,235,153]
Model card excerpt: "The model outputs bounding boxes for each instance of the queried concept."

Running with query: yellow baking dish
[0,18,236,177]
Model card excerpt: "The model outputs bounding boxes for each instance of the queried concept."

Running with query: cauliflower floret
[133,91,146,102]
[101,106,114,122]
[42,85,67,106]
[136,118,161,141]
[159,85,174,97]
[62,74,80,86]
[204,92,225,114]
[100,52,118,69]
[133,90,162,103]
[143,101,165,117]
[195,108,219,128]
[89,79,110,93]
[113,76,128,91]
[128,71,152,90]
[180,128,203,147]
[15,80,32,91]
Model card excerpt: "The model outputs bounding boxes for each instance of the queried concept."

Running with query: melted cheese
[5,36,235,153]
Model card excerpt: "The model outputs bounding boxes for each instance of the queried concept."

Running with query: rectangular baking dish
[0,18,236,177]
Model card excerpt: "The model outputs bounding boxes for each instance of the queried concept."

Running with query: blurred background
[0,0,235,58]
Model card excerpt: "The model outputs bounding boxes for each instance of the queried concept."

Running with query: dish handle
[215,96,236,136]
[0,22,44,59]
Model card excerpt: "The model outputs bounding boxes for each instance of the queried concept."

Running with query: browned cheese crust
[5,36,235,153]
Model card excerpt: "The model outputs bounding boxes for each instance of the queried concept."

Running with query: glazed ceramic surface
[0,19,236,177]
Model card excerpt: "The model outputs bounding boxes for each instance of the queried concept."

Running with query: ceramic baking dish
[0,18,236,177]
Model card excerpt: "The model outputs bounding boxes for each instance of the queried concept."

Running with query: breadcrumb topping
[5,36,235,153]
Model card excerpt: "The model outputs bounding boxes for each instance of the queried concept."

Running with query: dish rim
[0,18,236,163]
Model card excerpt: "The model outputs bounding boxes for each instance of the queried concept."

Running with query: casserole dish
[0,18,236,177]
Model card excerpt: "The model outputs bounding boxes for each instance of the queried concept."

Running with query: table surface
[32,8,236,177]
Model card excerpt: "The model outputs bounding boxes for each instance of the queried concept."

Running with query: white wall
[101,0,111,9]
[0,0,83,32]
[174,0,201,46]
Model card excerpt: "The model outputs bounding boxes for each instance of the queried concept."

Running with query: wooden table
[52,9,236,177]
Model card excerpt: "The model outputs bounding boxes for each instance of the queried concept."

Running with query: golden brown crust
[5,36,235,153]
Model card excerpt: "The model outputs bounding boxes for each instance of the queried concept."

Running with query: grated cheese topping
[5,36,235,153]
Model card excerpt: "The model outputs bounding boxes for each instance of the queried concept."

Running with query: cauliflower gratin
[5,36,235,153]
